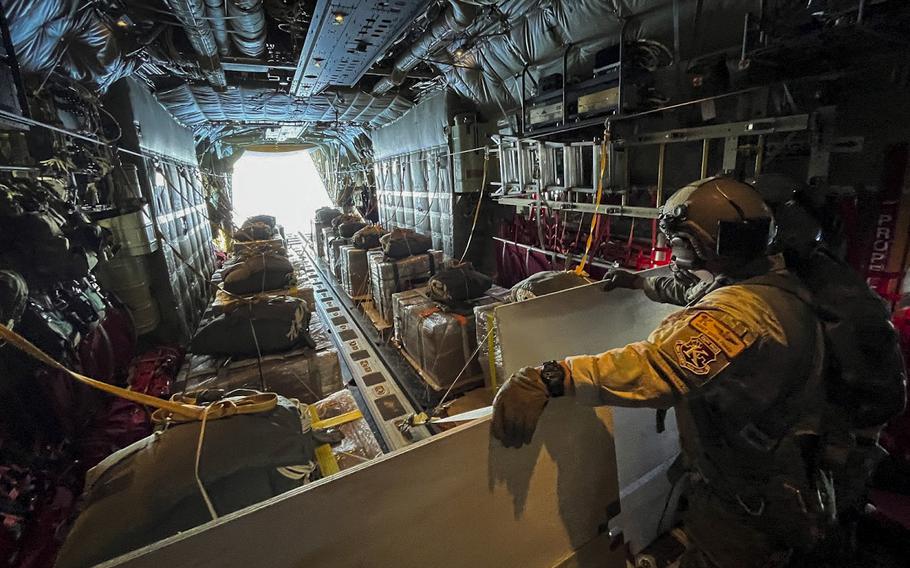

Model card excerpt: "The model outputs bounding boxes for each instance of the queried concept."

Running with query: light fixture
[314,58,323,68]
[115,15,133,29]
[333,12,346,25]
[453,43,471,61]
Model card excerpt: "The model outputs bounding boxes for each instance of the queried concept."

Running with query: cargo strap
[417,306,469,326]
[307,407,364,476]
[214,285,305,308]
[151,392,279,424]
[485,312,499,390]
[0,323,277,423]
[312,409,363,430]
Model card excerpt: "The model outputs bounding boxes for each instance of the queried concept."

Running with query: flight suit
[563,267,829,568]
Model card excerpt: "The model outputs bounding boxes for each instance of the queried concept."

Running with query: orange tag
[418,307,441,319]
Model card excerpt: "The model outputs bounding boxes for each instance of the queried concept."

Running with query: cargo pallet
[360,299,392,336]
[391,338,484,398]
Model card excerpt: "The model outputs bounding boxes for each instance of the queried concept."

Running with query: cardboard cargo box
[369,250,444,323]
[320,227,334,261]
[392,288,493,392]
[183,348,343,404]
[327,237,349,281]
[311,389,383,474]
[340,245,371,300]
[313,220,329,258]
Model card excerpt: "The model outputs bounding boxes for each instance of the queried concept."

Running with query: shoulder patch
[688,312,745,358]
[674,334,722,376]
[659,312,749,389]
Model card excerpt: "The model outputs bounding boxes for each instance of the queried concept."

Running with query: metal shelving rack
[492,112,816,221]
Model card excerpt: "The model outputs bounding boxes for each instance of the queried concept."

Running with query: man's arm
[642,275,693,306]
[603,269,700,306]
[492,287,770,448]
[564,339,684,409]
[564,307,757,409]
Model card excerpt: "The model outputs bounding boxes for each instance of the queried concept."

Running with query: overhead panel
[264,125,308,142]
[290,0,430,97]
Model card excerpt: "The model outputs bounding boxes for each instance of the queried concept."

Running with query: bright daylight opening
[231,149,331,234]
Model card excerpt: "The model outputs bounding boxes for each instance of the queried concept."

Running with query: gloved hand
[602,269,644,291]
[491,366,549,448]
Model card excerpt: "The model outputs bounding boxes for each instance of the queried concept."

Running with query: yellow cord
[0,323,206,420]
[458,148,490,264]
[0,323,277,423]
[194,404,219,521]
[575,132,610,276]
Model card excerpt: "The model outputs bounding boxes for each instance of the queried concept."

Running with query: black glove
[602,269,644,292]
[491,367,549,448]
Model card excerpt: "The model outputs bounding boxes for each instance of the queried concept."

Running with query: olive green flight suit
[564,268,829,568]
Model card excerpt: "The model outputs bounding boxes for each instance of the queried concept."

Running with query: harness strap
[735,274,827,452]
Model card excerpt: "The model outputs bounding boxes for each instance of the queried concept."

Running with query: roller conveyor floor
[286,232,433,451]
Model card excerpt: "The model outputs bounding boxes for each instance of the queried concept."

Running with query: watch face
[541,362,563,382]
[541,362,565,397]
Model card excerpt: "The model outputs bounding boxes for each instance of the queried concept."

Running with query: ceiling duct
[155,83,414,142]
[227,0,267,58]
[168,0,227,88]
[371,0,476,96]
[203,0,231,56]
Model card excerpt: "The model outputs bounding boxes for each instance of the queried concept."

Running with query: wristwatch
[540,360,566,398]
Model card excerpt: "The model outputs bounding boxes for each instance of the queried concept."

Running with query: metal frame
[495,137,604,195]
[492,110,820,279]
[497,196,660,220]
[613,114,809,147]
[495,113,812,219]
[493,237,618,271]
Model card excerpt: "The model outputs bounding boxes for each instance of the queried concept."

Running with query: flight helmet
[659,176,775,269]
